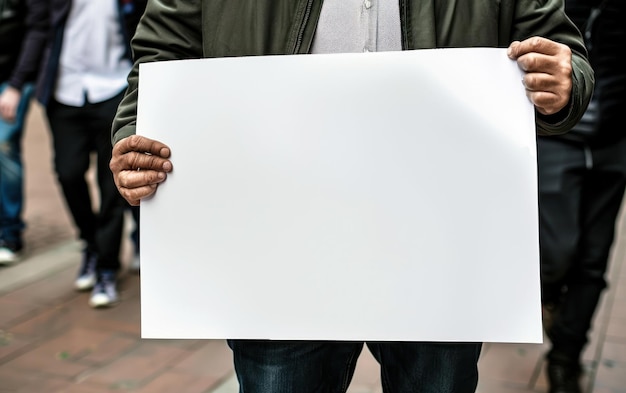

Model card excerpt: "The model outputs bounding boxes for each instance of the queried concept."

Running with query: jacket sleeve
[513,0,595,136]
[112,0,203,145]
[8,0,50,90]
[535,52,594,135]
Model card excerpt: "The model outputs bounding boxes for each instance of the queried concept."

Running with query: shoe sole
[89,299,120,308]
[75,276,97,291]
[89,301,119,308]
[89,294,120,308]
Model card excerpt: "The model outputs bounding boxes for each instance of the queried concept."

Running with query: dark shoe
[75,249,98,291]
[547,359,582,393]
[89,270,119,308]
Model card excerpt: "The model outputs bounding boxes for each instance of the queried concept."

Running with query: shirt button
[364,0,372,9]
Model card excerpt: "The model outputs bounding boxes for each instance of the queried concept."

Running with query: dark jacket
[558,0,625,146]
[35,0,147,106]
[112,0,595,145]
[0,0,49,90]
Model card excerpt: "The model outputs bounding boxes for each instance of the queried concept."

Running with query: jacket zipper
[292,0,315,54]
[399,0,409,50]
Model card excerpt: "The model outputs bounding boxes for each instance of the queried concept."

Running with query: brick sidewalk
[0,104,625,392]
[1,104,236,393]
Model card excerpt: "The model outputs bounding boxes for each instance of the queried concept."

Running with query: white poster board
[137,48,542,343]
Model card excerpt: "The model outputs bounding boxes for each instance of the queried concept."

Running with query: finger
[116,169,167,190]
[525,89,568,116]
[516,53,572,79]
[515,51,551,73]
[118,183,159,206]
[520,68,571,116]
[117,150,174,172]
[114,134,171,158]
[114,169,167,205]
[526,78,570,115]
[111,138,173,173]
[507,36,564,59]
[110,152,173,173]
[522,71,561,92]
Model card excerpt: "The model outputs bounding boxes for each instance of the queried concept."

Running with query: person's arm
[112,0,203,145]
[508,0,594,136]
[0,0,49,122]
[110,0,203,205]
[6,0,49,91]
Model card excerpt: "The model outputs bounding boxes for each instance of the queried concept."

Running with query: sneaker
[129,253,140,273]
[0,240,22,265]
[89,270,119,308]
[75,250,97,291]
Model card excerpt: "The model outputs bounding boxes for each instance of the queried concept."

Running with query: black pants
[46,91,127,272]
[130,204,139,252]
[538,136,626,361]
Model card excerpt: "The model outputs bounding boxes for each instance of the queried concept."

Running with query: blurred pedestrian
[0,0,48,264]
[36,0,145,307]
[109,1,593,392]
[538,1,626,392]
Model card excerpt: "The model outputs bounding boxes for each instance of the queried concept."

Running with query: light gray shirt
[311,0,402,54]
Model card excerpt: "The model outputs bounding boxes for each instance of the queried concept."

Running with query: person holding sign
[110,1,593,392]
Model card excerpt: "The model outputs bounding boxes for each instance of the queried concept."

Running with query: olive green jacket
[112,0,594,144]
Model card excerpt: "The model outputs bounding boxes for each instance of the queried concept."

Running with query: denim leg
[0,83,34,242]
[367,342,482,393]
[228,340,363,393]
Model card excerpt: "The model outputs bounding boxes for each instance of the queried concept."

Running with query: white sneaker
[0,239,22,265]
[75,250,97,291]
[0,247,18,265]
[89,271,119,308]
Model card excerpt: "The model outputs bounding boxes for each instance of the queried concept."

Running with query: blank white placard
[137,48,541,343]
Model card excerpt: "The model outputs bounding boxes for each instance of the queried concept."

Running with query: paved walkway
[0,104,625,392]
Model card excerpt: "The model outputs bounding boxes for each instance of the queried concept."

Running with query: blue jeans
[0,82,34,244]
[228,340,481,393]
